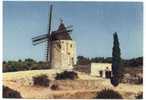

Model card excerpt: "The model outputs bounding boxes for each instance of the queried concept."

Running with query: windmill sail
[32,25,72,44]
[32,5,74,64]
[46,5,53,62]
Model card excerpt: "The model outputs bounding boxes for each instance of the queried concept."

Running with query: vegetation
[50,84,59,90]
[77,56,112,65]
[33,74,50,87]
[123,57,143,67]
[3,58,50,72]
[111,32,123,86]
[77,56,91,65]
[3,86,21,98]
[3,56,142,73]
[95,88,122,99]
[55,71,78,80]
[135,92,143,99]
[77,56,142,67]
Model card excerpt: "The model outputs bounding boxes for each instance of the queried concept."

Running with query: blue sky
[3,1,143,61]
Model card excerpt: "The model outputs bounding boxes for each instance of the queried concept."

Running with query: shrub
[3,86,21,98]
[33,74,50,87]
[3,59,51,72]
[95,88,122,99]
[137,77,143,84]
[50,84,59,90]
[110,77,119,86]
[55,71,78,80]
[135,92,143,99]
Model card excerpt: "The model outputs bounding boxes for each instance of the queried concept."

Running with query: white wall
[51,40,76,70]
[90,63,112,77]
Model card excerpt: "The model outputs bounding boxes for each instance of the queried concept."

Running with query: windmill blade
[46,5,53,62]
[32,34,47,40]
[33,38,48,46]
[32,34,48,40]
[32,37,48,43]
[48,5,53,36]
[32,36,48,43]
[33,38,47,45]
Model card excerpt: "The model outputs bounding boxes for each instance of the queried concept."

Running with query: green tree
[111,32,123,86]
[77,56,90,65]
[24,58,36,70]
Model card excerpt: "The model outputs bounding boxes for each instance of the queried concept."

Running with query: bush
[135,92,143,99]
[55,71,78,80]
[110,77,119,87]
[95,88,122,99]
[3,59,51,72]
[137,77,143,84]
[3,86,21,98]
[50,84,59,90]
[33,74,50,87]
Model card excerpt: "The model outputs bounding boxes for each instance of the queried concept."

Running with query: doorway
[99,71,103,77]
[105,71,111,78]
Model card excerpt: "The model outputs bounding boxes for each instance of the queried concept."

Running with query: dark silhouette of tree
[77,56,90,65]
[111,32,123,86]
[91,57,105,63]
[18,59,22,62]
[104,57,112,63]
[123,57,143,67]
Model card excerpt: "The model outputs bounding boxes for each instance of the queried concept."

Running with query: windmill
[32,5,73,64]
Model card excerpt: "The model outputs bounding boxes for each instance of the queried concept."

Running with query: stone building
[76,63,112,78]
[50,21,76,70]
[90,63,112,78]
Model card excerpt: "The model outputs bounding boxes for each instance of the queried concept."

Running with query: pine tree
[111,32,123,86]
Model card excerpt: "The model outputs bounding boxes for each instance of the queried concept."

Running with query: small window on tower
[70,44,72,48]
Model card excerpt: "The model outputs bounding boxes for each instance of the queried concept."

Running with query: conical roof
[51,21,72,41]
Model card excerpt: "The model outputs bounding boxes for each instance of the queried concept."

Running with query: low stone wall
[52,79,112,90]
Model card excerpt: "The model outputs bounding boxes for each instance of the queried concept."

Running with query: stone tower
[50,21,76,70]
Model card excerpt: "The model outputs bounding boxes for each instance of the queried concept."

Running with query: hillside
[3,69,143,99]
